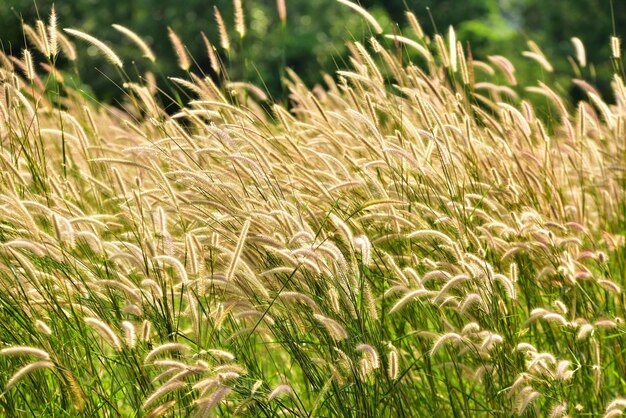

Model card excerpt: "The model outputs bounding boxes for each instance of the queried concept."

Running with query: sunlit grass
[0,2,625,417]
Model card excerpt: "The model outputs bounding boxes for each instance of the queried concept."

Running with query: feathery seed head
[63,28,123,67]
[611,36,621,59]
[337,0,383,34]
[0,346,50,359]
[84,317,122,351]
[167,27,190,71]
[388,350,399,380]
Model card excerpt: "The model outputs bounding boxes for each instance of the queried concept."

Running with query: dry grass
[0,4,625,417]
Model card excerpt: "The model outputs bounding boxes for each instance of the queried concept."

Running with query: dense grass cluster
[0,3,625,416]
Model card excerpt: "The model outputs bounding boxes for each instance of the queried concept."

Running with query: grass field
[0,2,625,416]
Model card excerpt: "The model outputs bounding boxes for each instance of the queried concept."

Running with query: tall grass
[0,3,625,417]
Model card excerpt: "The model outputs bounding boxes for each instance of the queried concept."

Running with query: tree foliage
[0,0,623,101]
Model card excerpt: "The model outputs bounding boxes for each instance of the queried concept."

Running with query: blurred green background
[1,0,624,103]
